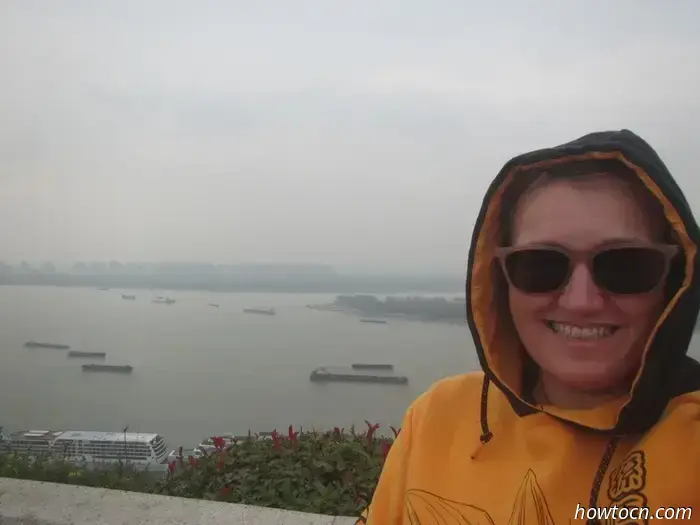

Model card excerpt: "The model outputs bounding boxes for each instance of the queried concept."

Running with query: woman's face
[509,176,666,393]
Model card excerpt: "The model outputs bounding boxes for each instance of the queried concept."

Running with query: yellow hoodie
[357,130,700,524]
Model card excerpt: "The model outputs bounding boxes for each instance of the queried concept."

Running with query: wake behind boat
[24,341,70,350]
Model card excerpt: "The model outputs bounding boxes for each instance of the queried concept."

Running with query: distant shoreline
[308,294,467,324]
[0,274,463,294]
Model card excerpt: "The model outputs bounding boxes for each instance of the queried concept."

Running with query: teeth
[549,322,614,339]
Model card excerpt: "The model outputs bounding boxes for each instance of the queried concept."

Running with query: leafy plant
[0,450,157,492]
[0,421,397,516]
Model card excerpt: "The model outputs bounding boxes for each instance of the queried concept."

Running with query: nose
[558,262,605,312]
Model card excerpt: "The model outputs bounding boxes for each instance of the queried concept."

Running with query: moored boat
[5,428,169,468]
[51,430,168,466]
[5,429,64,455]
[196,431,273,452]
[167,447,204,461]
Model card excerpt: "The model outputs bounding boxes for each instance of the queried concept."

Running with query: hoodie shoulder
[409,372,487,429]
[419,372,485,403]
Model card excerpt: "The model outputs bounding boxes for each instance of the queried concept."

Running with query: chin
[551,365,624,394]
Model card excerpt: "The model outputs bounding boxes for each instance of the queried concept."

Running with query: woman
[358,130,700,524]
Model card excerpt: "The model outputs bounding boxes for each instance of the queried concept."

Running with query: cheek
[509,289,553,321]
[612,292,664,326]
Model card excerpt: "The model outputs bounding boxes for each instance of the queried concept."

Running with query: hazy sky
[1,1,699,273]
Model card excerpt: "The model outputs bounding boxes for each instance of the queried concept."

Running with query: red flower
[287,425,299,443]
[211,436,227,451]
[167,461,176,474]
[271,429,282,449]
[364,420,380,449]
[188,455,198,468]
[333,427,342,439]
[221,486,231,497]
[382,442,392,459]
[217,458,225,471]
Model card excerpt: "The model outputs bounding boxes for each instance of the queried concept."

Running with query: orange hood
[466,129,700,435]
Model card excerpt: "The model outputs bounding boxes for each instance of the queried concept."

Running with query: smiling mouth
[545,321,619,339]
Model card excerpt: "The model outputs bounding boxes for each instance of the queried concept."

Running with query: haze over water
[1,2,700,464]
[0,286,473,449]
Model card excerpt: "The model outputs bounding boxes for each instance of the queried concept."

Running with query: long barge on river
[81,364,133,373]
[310,366,408,385]
[24,341,70,350]
[68,351,106,358]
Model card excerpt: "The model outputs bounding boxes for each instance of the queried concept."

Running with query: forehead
[511,176,658,247]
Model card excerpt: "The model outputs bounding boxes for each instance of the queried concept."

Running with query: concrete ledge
[0,478,358,525]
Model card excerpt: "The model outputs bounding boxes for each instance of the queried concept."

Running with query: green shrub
[156,422,398,516]
[0,421,398,517]
[0,451,157,492]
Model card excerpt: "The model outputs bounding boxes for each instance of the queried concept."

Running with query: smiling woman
[358,130,700,525]
[497,160,682,408]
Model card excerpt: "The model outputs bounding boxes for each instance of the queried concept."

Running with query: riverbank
[0,423,393,517]
[0,273,462,294]
[309,294,466,323]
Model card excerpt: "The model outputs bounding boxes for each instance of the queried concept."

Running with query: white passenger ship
[5,429,169,466]
[5,430,64,455]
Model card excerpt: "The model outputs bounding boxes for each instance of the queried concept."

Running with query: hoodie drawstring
[470,375,493,459]
[473,374,621,522]
[586,435,620,525]
[479,375,493,445]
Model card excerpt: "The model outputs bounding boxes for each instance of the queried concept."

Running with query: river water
[0,286,473,449]
[2,286,698,451]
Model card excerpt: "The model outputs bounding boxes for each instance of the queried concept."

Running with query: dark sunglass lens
[593,247,667,294]
[504,249,570,293]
